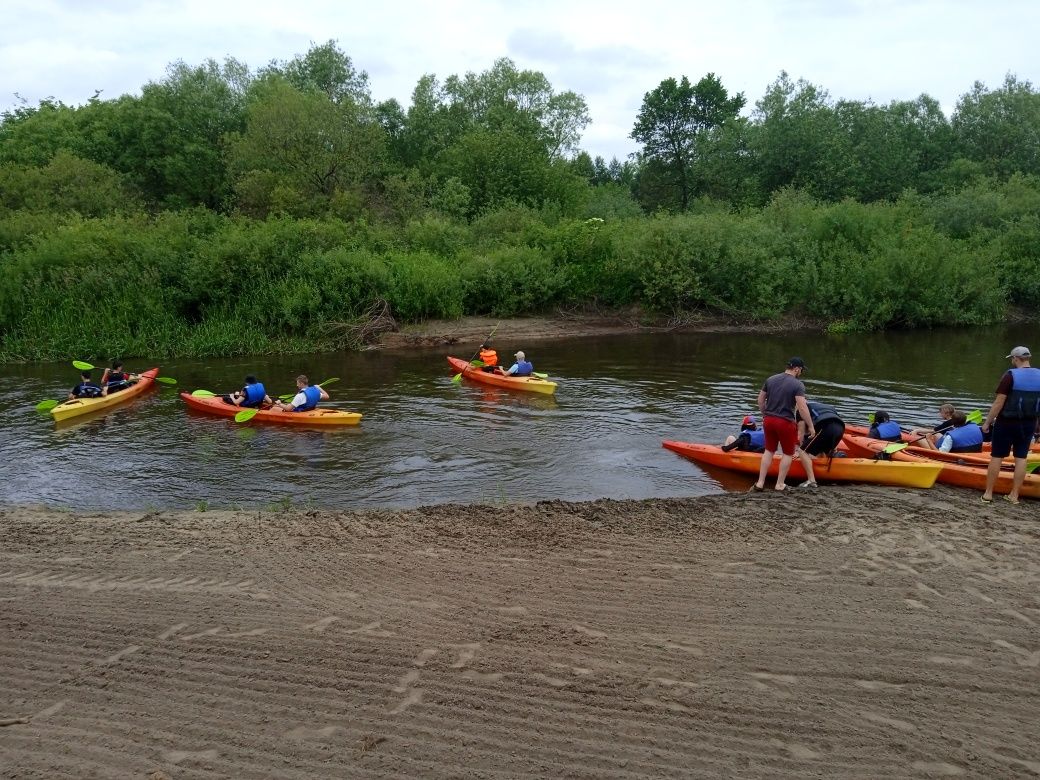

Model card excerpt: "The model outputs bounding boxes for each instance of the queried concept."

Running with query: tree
[631,74,745,211]
[259,40,370,106]
[952,74,1040,179]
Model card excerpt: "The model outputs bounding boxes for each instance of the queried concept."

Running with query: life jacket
[871,420,902,442]
[1001,367,1040,419]
[243,382,266,407]
[105,371,130,391]
[479,348,498,367]
[942,423,984,452]
[514,360,534,377]
[807,401,842,425]
[73,382,102,398]
[741,429,766,451]
[294,385,321,412]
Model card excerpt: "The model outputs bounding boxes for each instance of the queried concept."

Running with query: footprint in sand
[574,625,607,639]
[450,643,480,669]
[158,623,188,640]
[460,669,504,684]
[770,738,821,760]
[303,616,339,633]
[993,639,1040,667]
[910,761,965,776]
[855,679,904,692]
[750,672,798,697]
[285,725,338,741]
[393,670,421,694]
[496,605,528,616]
[860,710,916,732]
[103,645,141,664]
[413,648,438,667]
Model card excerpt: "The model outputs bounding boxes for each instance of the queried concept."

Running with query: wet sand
[2,486,1039,778]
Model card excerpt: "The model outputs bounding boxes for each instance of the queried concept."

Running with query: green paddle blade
[532,371,548,379]
[72,360,95,371]
[191,389,216,397]
[883,442,909,454]
[470,359,485,367]
[451,372,463,383]
[867,412,876,425]
[965,409,984,424]
[1027,461,1040,474]
[36,399,59,411]
[234,408,259,423]
[155,376,178,385]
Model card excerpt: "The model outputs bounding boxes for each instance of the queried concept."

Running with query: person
[751,357,817,492]
[69,370,103,400]
[273,374,329,413]
[909,403,956,438]
[478,340,499,374]
[502,351,534,377]
[721,415,766,453]
[930,412,984,453]
[100,360,137,396]
[223,375,271,408]
[800,401,846,456]
[982,346,1040,504]
[868,411,903,442]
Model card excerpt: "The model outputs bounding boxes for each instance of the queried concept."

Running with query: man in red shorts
[751,357,818,492]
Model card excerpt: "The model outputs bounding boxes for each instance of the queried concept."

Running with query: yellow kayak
[50,368,159,422]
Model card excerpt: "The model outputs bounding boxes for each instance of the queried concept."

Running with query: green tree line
[1,41,1038,360]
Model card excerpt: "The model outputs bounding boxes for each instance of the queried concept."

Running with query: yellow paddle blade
[883,442,908,454]
[234,408,259,423]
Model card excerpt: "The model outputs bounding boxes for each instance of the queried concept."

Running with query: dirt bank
[2,487,1038,778]
[375,310,818,349]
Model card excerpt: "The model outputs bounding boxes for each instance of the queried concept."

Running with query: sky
[2,0,1038,161]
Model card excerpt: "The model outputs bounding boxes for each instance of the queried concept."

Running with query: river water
[0,325,1033,510]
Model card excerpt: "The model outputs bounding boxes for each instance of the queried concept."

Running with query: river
[0,325,1032,510]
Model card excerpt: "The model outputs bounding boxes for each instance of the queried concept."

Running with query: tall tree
[631,74,745,211]
[952,74,1040,179]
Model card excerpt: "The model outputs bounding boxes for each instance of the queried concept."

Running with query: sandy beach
[1,486,1038,778]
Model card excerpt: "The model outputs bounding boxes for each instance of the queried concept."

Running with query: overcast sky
[3,0,1038,161]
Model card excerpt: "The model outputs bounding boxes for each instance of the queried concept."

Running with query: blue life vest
[1001,367,1040,419]
[514,360,534,377]
[871,420,902,441]
[73,382,102,398]
[243,382,266,407]
[295,385,321,412]
[105,371,130,391]
[807,402,842,425]
[745,429,766,450]
[942,423,984,452]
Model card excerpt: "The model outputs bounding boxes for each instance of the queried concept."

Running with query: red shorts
[763,416,799,455]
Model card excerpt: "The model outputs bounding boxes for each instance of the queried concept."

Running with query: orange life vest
[479,348,498,366]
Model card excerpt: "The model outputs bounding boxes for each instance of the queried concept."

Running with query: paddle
[452,323,499,383]
[882,409,986,454]
[467,358,550,380]
[191,389,217,397]
[276,377,338,402]
[71,360,177,385]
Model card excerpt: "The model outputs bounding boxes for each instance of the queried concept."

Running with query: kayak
[662,440,943,489]
[447,356,558,395]
[180,392,361,426]
[50,367,159,422]
[843,434,1040,499]
[844,423,1040,454]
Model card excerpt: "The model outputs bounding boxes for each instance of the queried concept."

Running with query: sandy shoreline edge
[2,486,1038,778]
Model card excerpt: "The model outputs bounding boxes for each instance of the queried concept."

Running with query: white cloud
[2,0,1038,160]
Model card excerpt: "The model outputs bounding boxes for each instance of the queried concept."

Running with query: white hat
[514,351,525,361]
[1005,346,1031,359]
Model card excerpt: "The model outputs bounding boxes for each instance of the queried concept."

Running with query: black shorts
[804,420,845,456]
[990,418,1037,459]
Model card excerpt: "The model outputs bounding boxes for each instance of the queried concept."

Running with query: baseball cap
[787,357,806,369]
[1005,346,1031,359]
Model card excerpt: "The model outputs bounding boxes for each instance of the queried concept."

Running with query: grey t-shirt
[761,372,806,421]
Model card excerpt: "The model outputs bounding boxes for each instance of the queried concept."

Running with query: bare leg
[798,449,817,485]
[982,456,1002,500]
[1009,457,1026,502]
[724,435,737,445]
[754,450,774,490]
[775,453,793,491]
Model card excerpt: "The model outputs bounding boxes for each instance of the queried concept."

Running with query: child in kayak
[721,415,766,452]
[69,370,103,400]
[101,360,138,396]
[478,341,499,373]
[222,375,271,408]
[868,410,903,442]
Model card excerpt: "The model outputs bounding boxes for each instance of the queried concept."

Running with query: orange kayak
[662,440,942,488]
[844,423,1040,454]
[447,356,557,395]
[180,392,361,426]
[50,367,159,421]
[843,434,1040,499]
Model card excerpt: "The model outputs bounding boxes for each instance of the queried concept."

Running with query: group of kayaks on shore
[665,347,1040,504]
[39,343,1040,503]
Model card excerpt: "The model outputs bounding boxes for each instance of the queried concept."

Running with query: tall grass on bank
[0,181,1035,362]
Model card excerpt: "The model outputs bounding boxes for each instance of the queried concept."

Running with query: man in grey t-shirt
[752,357,818,492]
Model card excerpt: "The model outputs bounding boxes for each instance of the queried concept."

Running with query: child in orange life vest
[478,340,500,373]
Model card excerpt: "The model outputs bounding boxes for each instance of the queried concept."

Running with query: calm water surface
[0,326,1033,510]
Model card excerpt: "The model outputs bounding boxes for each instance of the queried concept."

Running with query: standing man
[981,346,1040,504]
[752,357,817,492]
